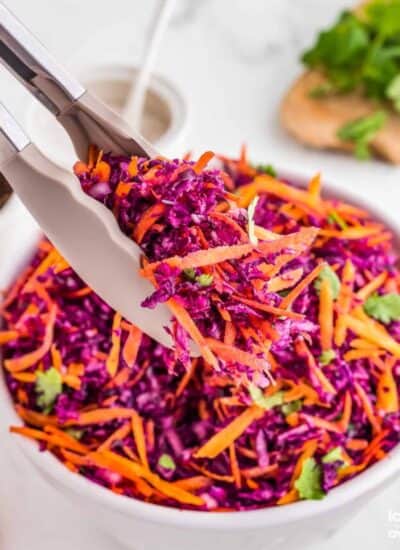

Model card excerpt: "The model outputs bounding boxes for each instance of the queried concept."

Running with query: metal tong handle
[0,2,85,115]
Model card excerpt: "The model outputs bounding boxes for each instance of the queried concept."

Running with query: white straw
[123,0,176,130]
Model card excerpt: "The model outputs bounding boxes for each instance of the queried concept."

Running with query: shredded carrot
[0,330,19,344]
[277,488,299,505]
[175,358,198,397]
[354,382,381,434]
[232,295,304,321]
[127,156,138,178]
[173,476,211,491]
[131,410,149,469]
[334,259,355,347]
[193,151,214,174]
[267,268,304,293]
[319,277,333,351]
[295,338,336,395]
[194,405,264,459]
[344,314,400,357]
[376,359,399,413]
[15,405,58,427]
[11,372,36,383]
[319,224,383,240]
[291,439,319,486]
[141,228,318,275]
[66,408,136,426]
[280,262,325,309]
[10,425,86,454]
[344,349,385,361]
[345,439,368,451]
[97,422,131,452]
[133,203,166,244]
[122,325,142,368]
[73,161,89,176]
[205,338,269,374]
[92,160,111,182]
[4,306,57,373]
[89,450,204,506]
[356,271,387,301]
[106,312,122,377]
[229,444,242,489]
[307,173,321,202]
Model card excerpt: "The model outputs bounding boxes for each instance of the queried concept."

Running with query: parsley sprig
[302,1,400,157]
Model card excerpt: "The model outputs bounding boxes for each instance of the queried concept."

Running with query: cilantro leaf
[319,349,336,366]
[364,292,400,324]
[35,367,62,412]
[366,0,400,38]
[314,265,341,300]
[281,399,302,416]
[294,458,325,500]
[386,74,400,111]
[249,384,284,410]
[196,274,213,287]
[256,164,277,177]
[247,195,259,245]
[158,453,176,471]
[337,111,387,160]
[322,446,349,465]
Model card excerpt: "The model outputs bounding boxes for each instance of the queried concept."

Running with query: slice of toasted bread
[280,70,400,164]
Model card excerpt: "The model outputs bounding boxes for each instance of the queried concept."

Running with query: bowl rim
[1,170,400,530]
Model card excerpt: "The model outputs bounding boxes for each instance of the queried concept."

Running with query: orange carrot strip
[267,268,304,293]
[10,426,86,453]
[173,476,212,491]
[232,295,304,321]
[344,315,400,357]
[122,325,142,367]
[166,298,218,369]
[89,450,204,506]
[175,358,198,397]
[350,339,379,350]
[356,272,387,301]
[209,212,248,242]
[66,408,135,426]
[229,444,242,489]
[337,391,352,432]
[0,330,19,344]
[127,157,138,178]
[43,426,88,454]
[280,263,325,309]
[308,173,321,201]
[205,338,269,373]
[15,405,58,427]
[142,228,318,274]
[51,344,63,373]
[4,306,57,373]
[133,203,166,244]
[92,160,111,182]
[319,277,333,351]
[12,372,36,383]
[295,338,336,395]
[106,312,122,377]
[131,410,149,470]
[98,422,131,452]
[354,382,381,434]
[377,360,399,413]
[301,414,343,434]
[193,151,214,174]
[334,259,356,347]
[319,225,383,240]
[344,349,385,361]
[73,161,89,176]
[345,439,368,451]
[277,488,299,505]
[194,405,264,459]
[236,174,325,215]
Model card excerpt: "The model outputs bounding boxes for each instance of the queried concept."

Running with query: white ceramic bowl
[1,178,400,550]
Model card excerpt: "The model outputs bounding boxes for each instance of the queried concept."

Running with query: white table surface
[1,1,400,548]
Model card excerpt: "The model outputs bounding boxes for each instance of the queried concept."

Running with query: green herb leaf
[196,274,213,287]
[158,453,176,471]
[364,292,400,324]
[294,457,325,500]
[319,349,336,366]
[256,164,276,177]
[314,265,341,300]
[183,268,196,281]
[249,384,284,410]
[327,210,348,230]
[366,0,400,38]
[386,74,400,111]
[247,195,260,245]
[309,82,335,98]
[337,111,387,160]
[35,367,62,412]
[281,399,302,416]
[322,446,349,465]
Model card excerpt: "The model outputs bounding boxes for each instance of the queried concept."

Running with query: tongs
[0,3,174,349]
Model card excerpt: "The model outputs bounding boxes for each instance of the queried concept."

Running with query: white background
[1,0,400,548]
